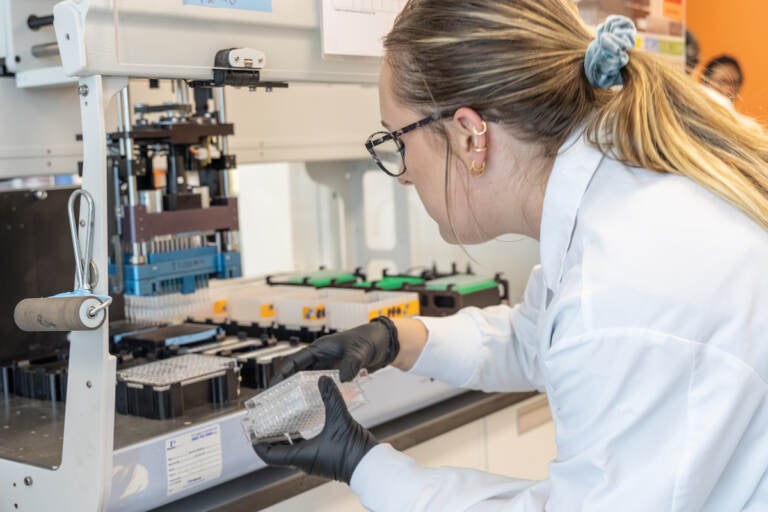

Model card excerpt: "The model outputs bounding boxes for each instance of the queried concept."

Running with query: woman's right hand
[271,316,401,384]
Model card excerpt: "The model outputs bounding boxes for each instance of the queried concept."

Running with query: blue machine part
[111,325,160,344]
[113,247,242,296]
[155,326,222,347]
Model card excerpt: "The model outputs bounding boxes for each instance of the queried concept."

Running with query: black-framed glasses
[365,110,455,177]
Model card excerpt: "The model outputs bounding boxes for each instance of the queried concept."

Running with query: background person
[701,54,762,130]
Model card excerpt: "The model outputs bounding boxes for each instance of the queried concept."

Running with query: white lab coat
[349,131,768,511]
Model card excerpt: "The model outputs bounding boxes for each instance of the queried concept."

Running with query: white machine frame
[0,0,394,509]
[1,74,125,511]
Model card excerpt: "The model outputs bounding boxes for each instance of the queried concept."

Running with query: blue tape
[183,0,272,12]
[162,327,221,347]
[53,289,111,303]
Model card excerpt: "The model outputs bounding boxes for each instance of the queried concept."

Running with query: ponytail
[590,50,768,230]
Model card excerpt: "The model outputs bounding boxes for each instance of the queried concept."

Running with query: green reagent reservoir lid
[286,270,358,287]
[425,275,498,295]
[354,276,425,290]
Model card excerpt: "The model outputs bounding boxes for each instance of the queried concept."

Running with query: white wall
[236,163,296,277]
[237,162,541,301]
[405,187,540,301]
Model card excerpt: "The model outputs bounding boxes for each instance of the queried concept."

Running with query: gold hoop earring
[470,160,486,177]
[472,145,487,153]
[471,121,488,136]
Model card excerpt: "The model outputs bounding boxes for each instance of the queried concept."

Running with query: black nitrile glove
[271,316,400,384]
[252,376,379,484]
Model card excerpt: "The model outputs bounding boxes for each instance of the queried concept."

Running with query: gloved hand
[252,376,379,484]
[271,316,400,384]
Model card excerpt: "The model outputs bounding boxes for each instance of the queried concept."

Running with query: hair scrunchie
[584,15,637,89]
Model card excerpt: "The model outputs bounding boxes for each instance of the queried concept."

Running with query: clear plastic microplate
[116,353,238,387]
[242,370,366,443]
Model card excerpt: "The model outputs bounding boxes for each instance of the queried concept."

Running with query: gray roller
[14,296,105,332]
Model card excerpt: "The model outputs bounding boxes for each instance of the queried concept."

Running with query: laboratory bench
[153,390,538,512]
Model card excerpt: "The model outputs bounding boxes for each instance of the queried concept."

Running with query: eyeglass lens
[368,132,405,176]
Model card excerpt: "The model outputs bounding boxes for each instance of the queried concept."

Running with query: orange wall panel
[687,2,768,123]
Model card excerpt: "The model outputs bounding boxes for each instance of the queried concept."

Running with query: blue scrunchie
[584,15,637,89]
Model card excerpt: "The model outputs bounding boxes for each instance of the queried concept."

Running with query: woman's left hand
[252,376,379,484]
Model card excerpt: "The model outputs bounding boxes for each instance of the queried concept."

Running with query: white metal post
[305,160,413,273]
[0,74,124,511]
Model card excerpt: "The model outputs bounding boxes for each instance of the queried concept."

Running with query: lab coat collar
[539,128,605,290]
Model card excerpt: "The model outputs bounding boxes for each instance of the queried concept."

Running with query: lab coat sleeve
[352,329,763,512]
[350,444,549,512]
[542,328,768,510]
[409,265,546,392]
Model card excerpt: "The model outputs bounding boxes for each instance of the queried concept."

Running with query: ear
[449,107,488,176]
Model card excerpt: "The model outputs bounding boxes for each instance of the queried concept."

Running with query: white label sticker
[165,424,223,496]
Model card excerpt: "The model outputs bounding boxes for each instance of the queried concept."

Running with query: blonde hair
[384,0,768,231]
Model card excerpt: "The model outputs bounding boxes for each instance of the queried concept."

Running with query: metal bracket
[188,48,288,90]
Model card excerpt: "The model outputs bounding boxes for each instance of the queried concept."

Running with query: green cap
[425,275,498,295]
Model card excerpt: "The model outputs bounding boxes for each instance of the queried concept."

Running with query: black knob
[28,14,54,30]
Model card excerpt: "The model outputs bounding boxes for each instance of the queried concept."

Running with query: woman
[700,54,762,131]
[254,1,768,510]
[702,54,744,104]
